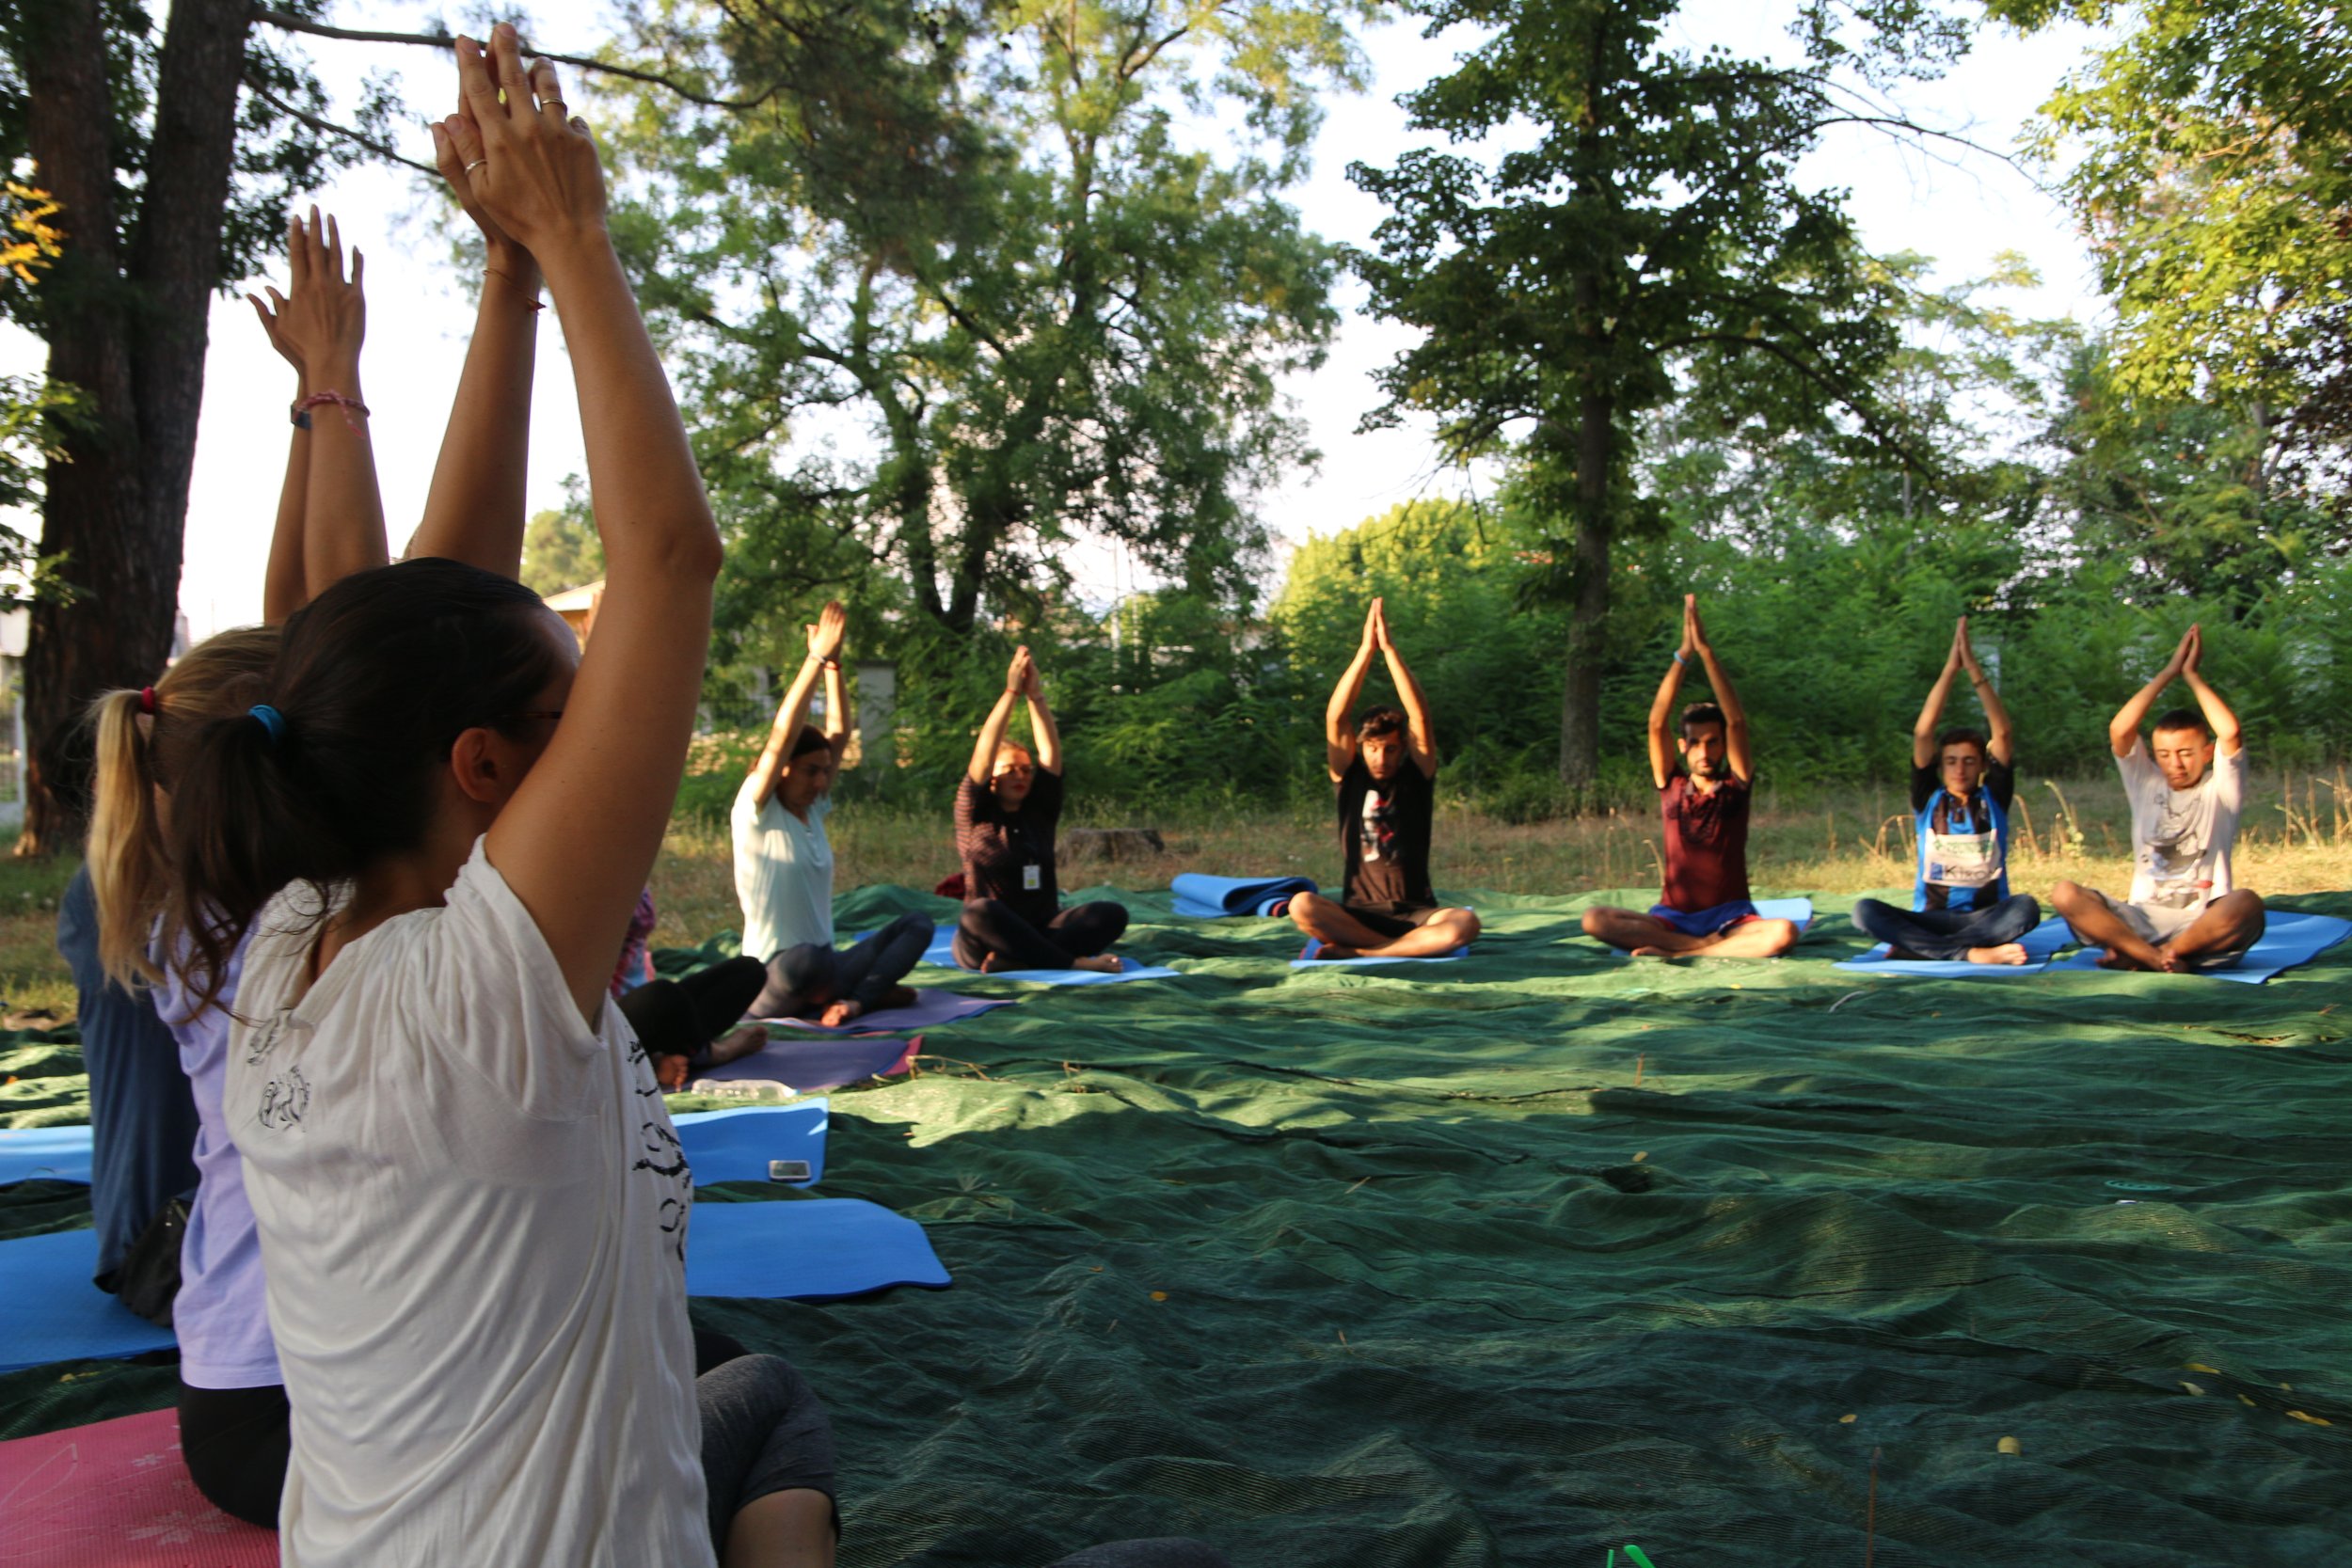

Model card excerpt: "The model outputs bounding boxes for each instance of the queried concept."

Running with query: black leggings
[747,911,933,1019]
[179,1335,822,1537]
[951,898,1128,972]
[617,957,770,1065]
[179,1380,291,1528]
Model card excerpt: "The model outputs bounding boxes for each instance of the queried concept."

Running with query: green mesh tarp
[7,886,2350,1566]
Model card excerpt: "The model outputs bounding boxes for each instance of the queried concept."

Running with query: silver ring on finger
[464,158,487,173]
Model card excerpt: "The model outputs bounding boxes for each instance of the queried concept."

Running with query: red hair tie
[137,687,157,715]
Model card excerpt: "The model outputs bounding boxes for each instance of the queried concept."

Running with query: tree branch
[244,77,438,174]
[249,7,779,111]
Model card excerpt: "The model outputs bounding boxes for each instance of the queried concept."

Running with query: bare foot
[977,952,998,974]
[1307,942,1358,961]
[817,1000,864,1028]
[1629,945,1676,959]
[1965,943,2028,966]
[706,1023,768,1067]
[2094,947,2153,971]
[654,1053,691,1091]
[1073,954,1125,974]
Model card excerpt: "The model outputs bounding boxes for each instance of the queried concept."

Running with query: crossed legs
[1288,892,1481,959]
[2050,880,2265,972]
[1580,905,1798,958]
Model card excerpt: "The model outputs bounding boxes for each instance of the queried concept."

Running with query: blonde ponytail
[87,689,164,990]
[85,626,280,995]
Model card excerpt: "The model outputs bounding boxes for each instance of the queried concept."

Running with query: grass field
[8,769,2349,1561]
[642,766,2352,952]
[3,766,2346,1019]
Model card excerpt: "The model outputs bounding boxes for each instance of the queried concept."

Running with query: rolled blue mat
[1170,873,1319,920]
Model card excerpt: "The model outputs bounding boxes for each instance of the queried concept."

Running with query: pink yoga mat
[0,1407,276,1565]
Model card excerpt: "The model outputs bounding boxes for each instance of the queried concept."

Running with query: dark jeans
[748,911,934,1019]
[179,1379,291,1528]
[1851,893,2042,961]
[617,957,770,1064]
[951,898,1128,972]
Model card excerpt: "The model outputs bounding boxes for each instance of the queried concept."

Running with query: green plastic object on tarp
[8,883,2352,1565]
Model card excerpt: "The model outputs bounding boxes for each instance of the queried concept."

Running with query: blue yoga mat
[0,1125,95,1186]
[1291,939,1470,970]
[2046,910,2352,984]
[1834,916,2074,978]
[675,1102,828,1186]
[918,923,1180,985]
[1170,873,1318,920]
[0,1229,176,1371]
[0,1107,832,1192]
[687,1198,951,1302]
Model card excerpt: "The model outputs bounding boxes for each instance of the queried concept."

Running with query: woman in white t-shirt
[732,599,932,1026]
[158,32,835,1568]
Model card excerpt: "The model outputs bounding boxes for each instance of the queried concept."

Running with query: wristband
[293,390,370,433]
[819,657,841,671]
[1672,651,1686,666]
[485,267,546,311]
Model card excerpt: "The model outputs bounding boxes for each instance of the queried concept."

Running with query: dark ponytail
[163,558,572,1010]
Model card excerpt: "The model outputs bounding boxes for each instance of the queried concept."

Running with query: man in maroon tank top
[1581,595,1800,958]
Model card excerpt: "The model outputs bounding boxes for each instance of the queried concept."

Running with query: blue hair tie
[248,704,287,748]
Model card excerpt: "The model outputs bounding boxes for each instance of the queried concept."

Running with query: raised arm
[1324,600,1380,782]
[461,28,723,1021]
[820,649,850,761]
[1688,597,1752,783]
[262,209,389,602]
[247,218,310,625]
[405,117,546,576]
[1374,601,1437,777]
[2109,625,2193,758]
[1911,618,1964,768]
[1024,655,1064,776]
[967,648,1029,784]
[2177,625,2242,756]
[1956,617,2014,765]
[744,601,847,811]
[1646,599,1696,789]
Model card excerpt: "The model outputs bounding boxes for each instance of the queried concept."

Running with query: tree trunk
[17,0,253,855]
[1556,275,1615,800]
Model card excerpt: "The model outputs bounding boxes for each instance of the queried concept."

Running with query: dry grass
[650,765,2352,943]
[5,766,2343,1017]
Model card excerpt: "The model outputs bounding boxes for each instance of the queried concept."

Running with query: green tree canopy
[604,0,1365,670]
[1350,0,1971,800]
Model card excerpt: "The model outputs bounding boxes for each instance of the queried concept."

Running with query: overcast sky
[3,2,2106,643]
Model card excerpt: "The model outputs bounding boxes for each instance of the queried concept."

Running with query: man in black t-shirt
[1290,599,1483,960]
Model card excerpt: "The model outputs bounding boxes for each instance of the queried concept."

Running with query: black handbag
[114,1192,189,1327]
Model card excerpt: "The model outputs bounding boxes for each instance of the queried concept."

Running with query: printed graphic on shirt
[1922,798,1997,888]
[258,1066,310,1130]
[2145,788,2217,907]
[624,1027,693,1260]
[1359,786,1396,863]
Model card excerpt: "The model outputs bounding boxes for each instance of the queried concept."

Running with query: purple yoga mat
[761,987,1010,1035]
[691,1034,920,1096]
